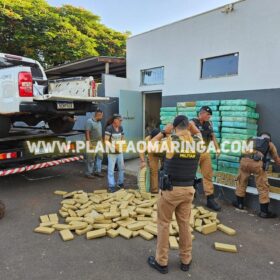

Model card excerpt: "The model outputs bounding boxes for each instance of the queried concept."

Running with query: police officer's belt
[243,153,263,161]
[170,178,194,186]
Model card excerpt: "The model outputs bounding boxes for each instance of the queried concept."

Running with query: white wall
[126,0,280,96]
[104,74,130,97]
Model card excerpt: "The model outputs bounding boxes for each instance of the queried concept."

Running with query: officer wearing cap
[190,106,221,211]
[233,132,280,218]
[148,115,200,274]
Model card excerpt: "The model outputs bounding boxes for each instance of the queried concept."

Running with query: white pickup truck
[0,53,107,137]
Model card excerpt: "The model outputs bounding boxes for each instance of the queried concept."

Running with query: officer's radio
[159,170,173,191]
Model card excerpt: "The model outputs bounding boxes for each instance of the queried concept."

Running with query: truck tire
[48,117,75,133]
[0,200,5,219]
[0,116,11,138]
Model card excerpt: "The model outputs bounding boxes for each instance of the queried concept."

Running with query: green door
[119,90,143,159]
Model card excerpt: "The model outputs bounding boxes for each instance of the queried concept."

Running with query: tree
[0,0,128,67]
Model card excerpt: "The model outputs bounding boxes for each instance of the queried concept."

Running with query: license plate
[57,102,74,109]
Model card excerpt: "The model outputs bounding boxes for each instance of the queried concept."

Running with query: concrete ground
[0,162,280,280]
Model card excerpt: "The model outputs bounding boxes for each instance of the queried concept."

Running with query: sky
[48,0,239,35]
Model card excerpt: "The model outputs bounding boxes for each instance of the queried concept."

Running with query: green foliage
[0,0,128,67]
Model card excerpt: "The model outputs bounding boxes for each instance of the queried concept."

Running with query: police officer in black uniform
[190,106,221,211]
[148,115,200,274]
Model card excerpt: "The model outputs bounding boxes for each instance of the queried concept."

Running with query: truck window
[0,57,44,79]
[30,64,44,79]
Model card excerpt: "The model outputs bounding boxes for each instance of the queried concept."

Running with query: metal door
[119,90,143,159]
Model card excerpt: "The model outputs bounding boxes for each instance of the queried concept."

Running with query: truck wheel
[0,116,11,138]
[48,117,75,133]
[0,200,5,219]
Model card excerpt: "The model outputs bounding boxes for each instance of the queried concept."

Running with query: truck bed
[0,127,82,143]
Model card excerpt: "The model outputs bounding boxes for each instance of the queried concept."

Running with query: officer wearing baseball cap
[200,106,212,114]
[173,115,188,127]
[190,106,221,211]
[148,115,200,274]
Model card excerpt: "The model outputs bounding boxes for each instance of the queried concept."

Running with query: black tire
[48,117,75,133]
[0,200,5,219]
[0,116,11,138]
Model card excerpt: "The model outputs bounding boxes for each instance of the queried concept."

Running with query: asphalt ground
[0,162,280,280]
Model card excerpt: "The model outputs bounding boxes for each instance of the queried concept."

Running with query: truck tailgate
[33,95,109,102]
[45,76,100,100]
[34,76,109,102]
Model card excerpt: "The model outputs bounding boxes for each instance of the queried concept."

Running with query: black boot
[259,203,277,218]
[206,195,221,211]
[180,261,192,272]
[147,256,168,274]
[232,196,244,210]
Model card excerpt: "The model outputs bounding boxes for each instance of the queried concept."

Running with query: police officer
[190,106,221,211]
[233,132,280,218]
[148,115,200,274]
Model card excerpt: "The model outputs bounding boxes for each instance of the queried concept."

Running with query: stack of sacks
[160,107,177,130]
[218,99,259,176]
[138,166,150,193]
[177,101,197,119]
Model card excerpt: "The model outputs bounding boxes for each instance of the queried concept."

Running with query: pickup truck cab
[0,53,107,137]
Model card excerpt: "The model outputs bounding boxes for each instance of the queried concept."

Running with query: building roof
[45,56,126,80]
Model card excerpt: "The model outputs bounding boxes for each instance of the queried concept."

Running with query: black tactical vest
[192,118,213,145]
[253,137,270,158]
[163,135,200,186]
